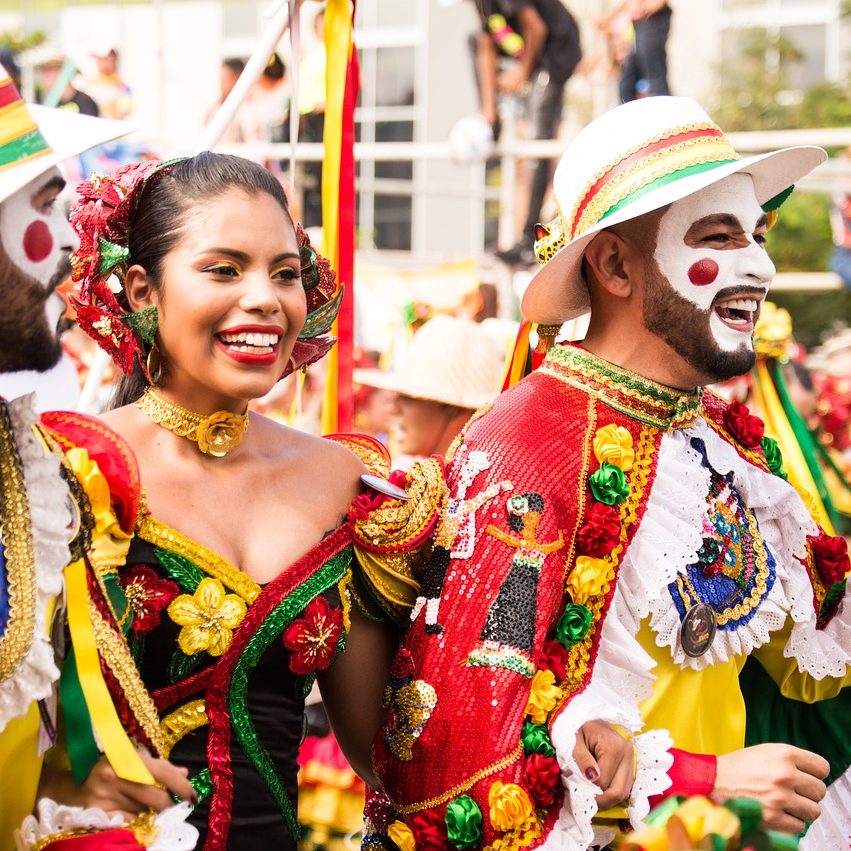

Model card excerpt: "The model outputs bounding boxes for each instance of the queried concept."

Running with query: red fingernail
[585,767,599,782]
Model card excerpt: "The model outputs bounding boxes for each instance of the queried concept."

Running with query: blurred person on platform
[470,0,581,267]
[241,51,290,159]
[87,47,132,120]
[828,147,851,289]
[599,0,672,101]
[354,315,504,465]
[205,57,247,145]
[35,53,99,117]
[298,7,327,228]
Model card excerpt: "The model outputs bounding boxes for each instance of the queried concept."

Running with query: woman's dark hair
[263,52,286,81]
[111,151,292,408]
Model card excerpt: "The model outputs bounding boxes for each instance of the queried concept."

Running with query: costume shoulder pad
[40,411,141,535]
[349,457,449,627]
[325,432,391,477]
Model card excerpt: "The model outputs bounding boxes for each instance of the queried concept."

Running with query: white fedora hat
[522,96,827,325]
[0,71,130,203]
[354,315,504,410]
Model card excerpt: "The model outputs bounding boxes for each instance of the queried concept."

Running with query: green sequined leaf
[168,648,203,684]
[122,306,159,346]
[98,236,130,274]
[154,547,205,592]
[190,768,214,805]
[762,185,794,213]
[298,286,344,340]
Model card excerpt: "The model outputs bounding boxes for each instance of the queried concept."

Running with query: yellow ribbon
[64,558,155,785]
[751,361,835,535]
[320,0,352,435]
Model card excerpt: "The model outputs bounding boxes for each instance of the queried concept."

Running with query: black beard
[0,253,69,374]
[642,259,756,383]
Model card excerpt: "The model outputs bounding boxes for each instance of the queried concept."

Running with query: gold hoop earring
[146,343,163,385]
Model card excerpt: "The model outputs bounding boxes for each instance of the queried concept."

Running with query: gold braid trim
[91,600,166,755]
[326,433,391,477]
[159,699,207,758]
[136,514,261,603]
[0,407,37,680]
[393,744,524,814]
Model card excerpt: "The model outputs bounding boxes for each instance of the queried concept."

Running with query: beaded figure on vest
[370,97,851,850]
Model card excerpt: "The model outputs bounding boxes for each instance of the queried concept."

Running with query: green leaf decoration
[154,547,205,592]
[97,236,130,274]
[299,243,321,291]
[168,648,203,683]
[188,768,214,805]
[122,306,159,346]
[298,286,344,340]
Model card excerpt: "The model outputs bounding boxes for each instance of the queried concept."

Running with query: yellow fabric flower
[525,669,562,724]
[168,577,247,657]
[567,555,615,605]
[387,820,416,851]
[754,302,793,359]
[592,424,634,472]
[488,781,534,832]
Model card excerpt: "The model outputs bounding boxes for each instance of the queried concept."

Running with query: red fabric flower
[576,502,621,557]
[810,531,850,586]
[348,470,409,521]
[120,565,179,635]
[523,752,561,807]
[725,400,765,449]
[411,808,449,851]
[282,596,344,675]
[536,639,569,682]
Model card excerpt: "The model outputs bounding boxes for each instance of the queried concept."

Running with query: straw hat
[522,96,827,325]
[354,315,504,410]
[0,71,130,204]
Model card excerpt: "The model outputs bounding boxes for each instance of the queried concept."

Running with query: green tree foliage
[0,32,46,53]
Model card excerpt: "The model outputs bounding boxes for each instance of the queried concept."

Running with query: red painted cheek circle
[23,220,54,263]
[687,258,720,286]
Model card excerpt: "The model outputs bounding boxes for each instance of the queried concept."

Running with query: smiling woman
[29,152,436,851]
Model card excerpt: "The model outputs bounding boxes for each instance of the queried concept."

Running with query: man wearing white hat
[0,75,194,849]
[355,316,505,462]
[372,97,850,848]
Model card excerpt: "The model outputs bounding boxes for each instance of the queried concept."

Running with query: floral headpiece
[70,158,342,382]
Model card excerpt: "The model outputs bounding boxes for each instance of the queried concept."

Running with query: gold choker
[136,388,249,457]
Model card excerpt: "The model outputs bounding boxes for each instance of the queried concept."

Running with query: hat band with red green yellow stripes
[565,123,740,240]
[0,77,52,171]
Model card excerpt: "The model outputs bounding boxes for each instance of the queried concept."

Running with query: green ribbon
[555,603,592,648]
[589,462,630,505]
[59,647,101,784]
[520,722,555,757]
[445,795,483,849]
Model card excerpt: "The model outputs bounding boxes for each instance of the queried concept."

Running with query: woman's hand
[39,753,197,821]
[573,719,634,809]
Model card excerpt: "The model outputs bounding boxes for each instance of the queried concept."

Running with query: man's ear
[124,264,158,313]
[583,231,639,299]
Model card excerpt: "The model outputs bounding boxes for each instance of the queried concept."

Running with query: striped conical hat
[0,70,129,202]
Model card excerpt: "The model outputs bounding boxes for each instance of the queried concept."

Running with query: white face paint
[0,166,79,290]
[653,173,776,352]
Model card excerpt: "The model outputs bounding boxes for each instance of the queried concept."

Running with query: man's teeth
[722,298,758,312]
[219,331,280,352]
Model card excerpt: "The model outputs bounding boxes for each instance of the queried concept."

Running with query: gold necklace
[136,387,249,457]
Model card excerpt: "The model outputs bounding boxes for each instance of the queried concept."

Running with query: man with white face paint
[0,76,195,851]
[373,98,851,849]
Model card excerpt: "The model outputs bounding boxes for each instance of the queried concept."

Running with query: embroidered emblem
[668,438,775,644]
[411,448,511,634]
[467,493,564,676]
[382,649,437,761]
